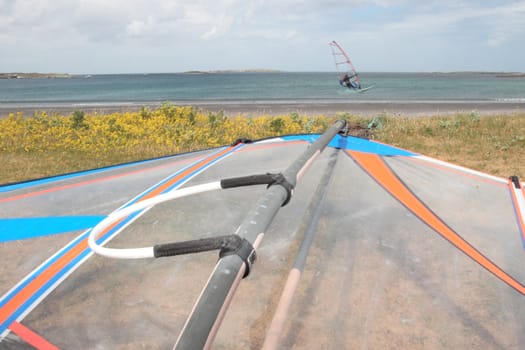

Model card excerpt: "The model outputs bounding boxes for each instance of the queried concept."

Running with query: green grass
[1,108,524,184]
[373,112,525,179]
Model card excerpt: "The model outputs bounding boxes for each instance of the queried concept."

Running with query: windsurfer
[340,73,361,90]
[330,41,370,91]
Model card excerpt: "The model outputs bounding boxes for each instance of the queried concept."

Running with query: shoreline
[1,100,524,117]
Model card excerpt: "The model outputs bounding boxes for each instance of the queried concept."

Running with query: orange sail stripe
[8,321,60,350]
[348,150,525,295]
[0,218,120,326]
[140,146,234,201]
[0,146,236,328]
[522,185,525,237]
[0,157,197,204]
[236,140,307,153]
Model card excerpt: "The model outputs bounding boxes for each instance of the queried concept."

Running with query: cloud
[483,2,525,47]
[0,0,523,72]
[126,17,155,37]
[198,11,234,39]
[201,26,218,39]
[357,1,525,44]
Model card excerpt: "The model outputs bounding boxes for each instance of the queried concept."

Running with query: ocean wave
[494,98,525,102]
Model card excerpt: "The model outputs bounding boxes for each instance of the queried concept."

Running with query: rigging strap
[153,235,256,278]
[221,172,294,206]
[510,175,521,189]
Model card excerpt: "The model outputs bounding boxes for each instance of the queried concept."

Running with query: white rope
[88,182,222,259]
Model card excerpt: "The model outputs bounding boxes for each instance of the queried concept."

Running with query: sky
[1,0,524,74]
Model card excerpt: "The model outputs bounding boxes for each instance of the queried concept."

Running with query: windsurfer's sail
[2,122,525,349]
[329,40,368,91]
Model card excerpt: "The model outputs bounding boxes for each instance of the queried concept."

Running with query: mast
[174,120,347,349]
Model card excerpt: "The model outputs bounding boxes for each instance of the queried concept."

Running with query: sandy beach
[1,100,524,118]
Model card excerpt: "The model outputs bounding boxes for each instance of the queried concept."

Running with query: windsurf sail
[329,40,363,91]
[2,122,525,349]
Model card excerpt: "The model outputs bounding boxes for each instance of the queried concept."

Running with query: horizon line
[3,70,524,76]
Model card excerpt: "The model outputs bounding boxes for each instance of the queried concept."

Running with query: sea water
[1,72,524,106]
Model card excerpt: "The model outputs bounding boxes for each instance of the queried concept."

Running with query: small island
[183,69,281,74]
[0,72,73,79]
[495,72,525,78]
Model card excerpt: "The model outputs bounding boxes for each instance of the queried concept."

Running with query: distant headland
[0,72,73,79]
[183,69,282,74]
